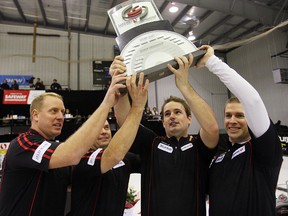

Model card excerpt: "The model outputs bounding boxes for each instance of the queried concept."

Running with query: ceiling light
[169,2,179,13]
[188,31,196,41]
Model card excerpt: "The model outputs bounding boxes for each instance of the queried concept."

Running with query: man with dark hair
[0,79,10,90]
[10,80,19,90]
[110,54,219,216]
[35,78,45,90]
[69,72,148,216]
[50,79,62,90]
[70,120,141,216]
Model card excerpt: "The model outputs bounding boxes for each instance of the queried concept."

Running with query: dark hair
[161,96,191,119]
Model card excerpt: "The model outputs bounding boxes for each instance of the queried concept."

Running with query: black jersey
[70,150,140,216]
[129,125,214,216]
[209,121,283,216]
[0,129,70,216]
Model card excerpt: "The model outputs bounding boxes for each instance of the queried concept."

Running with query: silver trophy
[108,0,205,82]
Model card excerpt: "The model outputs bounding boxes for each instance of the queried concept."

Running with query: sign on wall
[0,75,34,87]
[92,60,112,85]
[2,90,45,104]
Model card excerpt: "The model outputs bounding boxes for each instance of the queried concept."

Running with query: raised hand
[103,71,127,108]
[126,72,149,110]
[167,54,193,89]
[109,56,126,76]
[196,45,214,68]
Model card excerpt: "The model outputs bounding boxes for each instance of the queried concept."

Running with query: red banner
[2,90,45,104]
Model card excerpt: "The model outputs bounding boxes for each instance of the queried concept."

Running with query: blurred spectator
[50,79,62,90]
[0,79,10,90]
[27,76,35,88]
[35,78,45,90]
[10,80,19,90]
[64,108,73,123]
[151,107,159,115]
[144,106,153,120]
[64,108,73,118]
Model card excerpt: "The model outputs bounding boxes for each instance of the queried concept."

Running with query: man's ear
[31,109,39,122]
[187,115,192,125]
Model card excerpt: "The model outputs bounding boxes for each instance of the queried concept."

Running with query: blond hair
[30,92,63,117]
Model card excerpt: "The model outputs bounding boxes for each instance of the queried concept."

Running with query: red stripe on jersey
[18,132,54,160]
[29,172,43,216]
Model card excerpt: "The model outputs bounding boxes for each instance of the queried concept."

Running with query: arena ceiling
[0,0,287,52]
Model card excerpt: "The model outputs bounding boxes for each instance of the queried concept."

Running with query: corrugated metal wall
[0,24,115,90]
[0,24,287,132]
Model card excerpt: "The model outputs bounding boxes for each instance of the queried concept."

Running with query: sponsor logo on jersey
[87,148,103,166]
[215,153,226,163]
[181,143,193,151]
[232,145,245,159]
[32,141,51,163]
[158,142,173,153]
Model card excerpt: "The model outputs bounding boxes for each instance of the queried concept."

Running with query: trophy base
[142,49,206,82]
[118,49,206,93]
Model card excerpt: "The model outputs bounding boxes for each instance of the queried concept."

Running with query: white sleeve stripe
[87,148,103,166]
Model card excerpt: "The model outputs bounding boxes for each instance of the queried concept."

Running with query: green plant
[126,188,137,203]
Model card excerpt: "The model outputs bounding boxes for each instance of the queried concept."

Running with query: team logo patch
[113,160,125,169]
[232,145,245,159]
[87,148,102,166]
[215,153,226,163]
[122,5,148,21]
[32,141,51,163]
[181,143,193,151]
[158,142,173,153]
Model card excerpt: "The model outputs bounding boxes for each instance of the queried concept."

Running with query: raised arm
[109,55,131,127]
[197,45,270,137]
[49,73,127,169]
[100,72,149,173]
[167,54,219,149]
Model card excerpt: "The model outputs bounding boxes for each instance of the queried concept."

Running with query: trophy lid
[107,0,163,36]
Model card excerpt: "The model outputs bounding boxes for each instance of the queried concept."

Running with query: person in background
[50,79,62,90]
[0,72,129,216]
[35,78,45,90]
[0,79,10,90]
[143,106,153,120]
[151,107,159,115]
[64,108,73,118]
[69,71,148,216]
[10,80,19,90]
[196,45,283,216]
[110,54,219,216]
